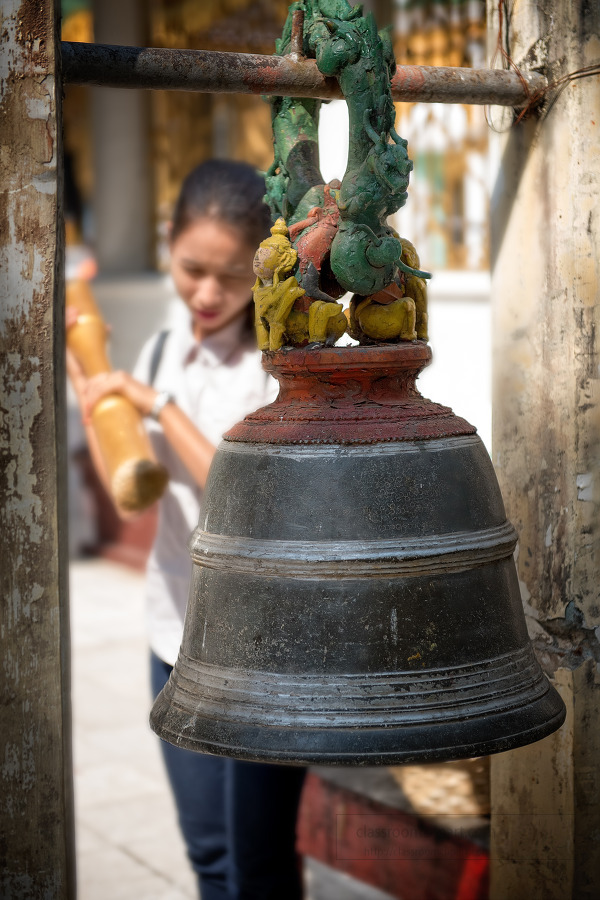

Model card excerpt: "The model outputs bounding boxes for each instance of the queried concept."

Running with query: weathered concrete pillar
[0,1,75,897]
[91,0,152,272]
[488,2,600,897]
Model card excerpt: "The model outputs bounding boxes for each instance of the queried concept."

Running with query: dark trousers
[151,653,306,900]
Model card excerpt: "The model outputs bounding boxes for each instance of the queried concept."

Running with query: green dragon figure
[256,0,430,348]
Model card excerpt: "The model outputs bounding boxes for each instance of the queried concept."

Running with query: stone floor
[70,558,396,900]
[71,558,196,900]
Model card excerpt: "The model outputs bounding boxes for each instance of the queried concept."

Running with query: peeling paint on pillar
[488,1,600,897]
[490,4,600,628]
[0,0,75,897]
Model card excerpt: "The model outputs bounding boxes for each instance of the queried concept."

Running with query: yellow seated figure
[399,238,428,341]
[252,218,305,351]
[254,277,305,351]
[356,295,417,342]
[285,309,310,345]
[405,274,428,341]
[308,300,347,345]
[399,237,420,271]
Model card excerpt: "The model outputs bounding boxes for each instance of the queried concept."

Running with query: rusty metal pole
[0,1,75,897]
[61,41,547,107]
[488,1,600,897]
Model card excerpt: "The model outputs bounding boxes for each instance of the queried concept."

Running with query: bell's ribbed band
[189,521,518,579]
[220,434,482,456]
[167,644,550,728]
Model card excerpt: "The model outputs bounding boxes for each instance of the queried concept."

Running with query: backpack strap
[148,329,170,386]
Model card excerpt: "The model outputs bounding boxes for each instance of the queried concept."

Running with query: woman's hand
[80,371,159,423]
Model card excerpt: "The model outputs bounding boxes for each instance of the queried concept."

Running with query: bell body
[151,343,565,764]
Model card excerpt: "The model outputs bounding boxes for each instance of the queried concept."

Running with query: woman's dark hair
[171,159,273,248]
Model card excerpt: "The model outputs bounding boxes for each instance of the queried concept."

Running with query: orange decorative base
[226,343,475,445]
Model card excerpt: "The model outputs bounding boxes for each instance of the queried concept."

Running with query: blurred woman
[67,160,306,900]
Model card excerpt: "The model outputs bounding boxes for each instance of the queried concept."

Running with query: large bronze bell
[150,343,565,764]
[151,0,565,764]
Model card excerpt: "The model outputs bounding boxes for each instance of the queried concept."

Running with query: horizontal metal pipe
[61,41,546,107]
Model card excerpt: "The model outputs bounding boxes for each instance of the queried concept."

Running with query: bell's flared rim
[150,674,566,766]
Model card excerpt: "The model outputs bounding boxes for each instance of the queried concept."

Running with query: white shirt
[134,313,278,665]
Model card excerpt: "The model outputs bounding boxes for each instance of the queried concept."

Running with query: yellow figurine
[285,309,310,345]
[355,295,417,341]
[399,238,428,341]
[252,218,305,351]
[405,275,428,341]
[308,300,347,345]
[398,237,420,270]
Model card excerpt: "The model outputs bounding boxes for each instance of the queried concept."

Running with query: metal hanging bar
[61,41,546,107]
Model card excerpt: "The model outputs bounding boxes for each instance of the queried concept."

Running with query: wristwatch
[150,390,174,420]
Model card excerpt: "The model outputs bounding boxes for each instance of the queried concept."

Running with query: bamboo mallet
[66,280,169,512]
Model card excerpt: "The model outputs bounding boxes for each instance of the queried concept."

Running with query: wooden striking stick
[66,280,168,512]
